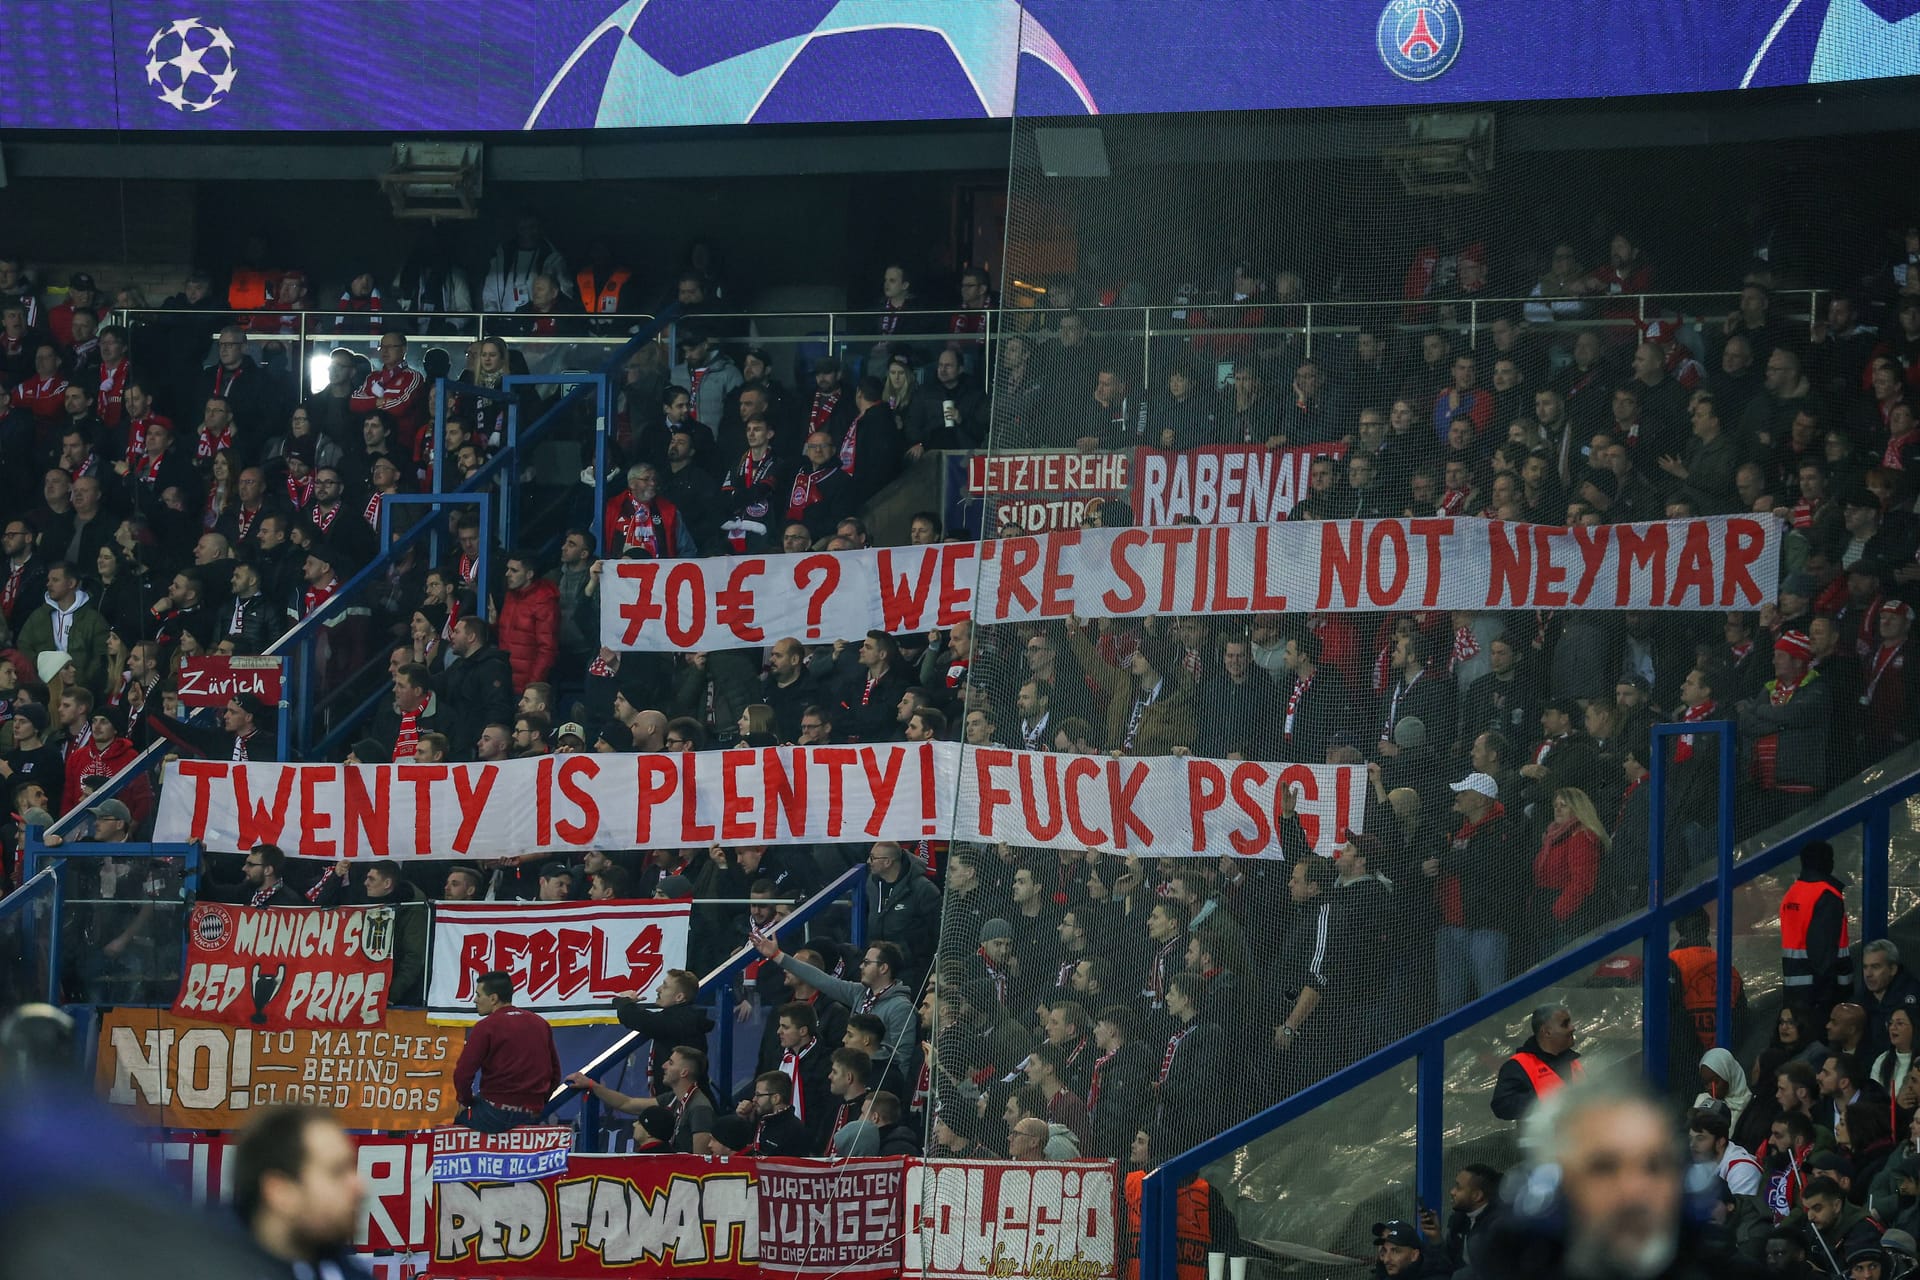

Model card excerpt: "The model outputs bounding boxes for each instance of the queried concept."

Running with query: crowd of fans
[5,215,1920,1276]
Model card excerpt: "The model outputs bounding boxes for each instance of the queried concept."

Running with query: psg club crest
[1377,0,1464,82]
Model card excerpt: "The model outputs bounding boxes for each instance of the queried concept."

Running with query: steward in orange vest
[577,242,634,316]
[1670,907,1745,1050]
[1780,840,1852,1016]
[1490,1004,1582,1120]
[1123,1170,1218,1280]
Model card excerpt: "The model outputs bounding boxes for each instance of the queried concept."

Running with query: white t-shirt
[1717,1140,1765,1196]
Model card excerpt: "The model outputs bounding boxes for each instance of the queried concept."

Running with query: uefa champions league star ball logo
[145,18,238,113]
[1377,0,1464,82]
[526,0,1095,129]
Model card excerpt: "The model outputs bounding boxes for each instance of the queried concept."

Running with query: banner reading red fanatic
[597,516,1780,652]
[1129,444,1343,525]
[432,1154,905,1279]
[426,900,690,1025]
[172,902,394,1029]
[151,748,1365,861]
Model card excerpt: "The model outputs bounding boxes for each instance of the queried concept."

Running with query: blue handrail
[9,840,205,1006]
[39,507,447,838]
[0,865,62,1005]
[1137,721,1911,1280]
[545,861,870,1136]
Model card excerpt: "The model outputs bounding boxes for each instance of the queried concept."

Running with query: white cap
[1448,772,1499,800]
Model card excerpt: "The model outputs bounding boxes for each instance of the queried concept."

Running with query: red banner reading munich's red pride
[597,515,1780,652]
[152,747,1365,862]
[172,901,394,1029]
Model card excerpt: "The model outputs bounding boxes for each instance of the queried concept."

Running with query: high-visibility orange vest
[1671,946,1742,1047]
[1124,1171,1212,1280]
[227,266,279,311]
[577,268,631,315]
[1511,1051,1582,1098]
[1779,879,1850,991]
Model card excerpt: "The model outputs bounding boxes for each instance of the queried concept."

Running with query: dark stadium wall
[1018,129,1920,302]
[0,179,196,289]
[183,171,1000,311]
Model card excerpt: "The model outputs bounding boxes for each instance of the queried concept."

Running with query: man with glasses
[750,930,918,1083]
[738,1070,812,1156]
[350,327,427,446]
[303,467,372,563]
[238,843,303,908]
[511,713,550,759]
[199,324,278,439]
[795,704,834,747]
[0,519,47,636]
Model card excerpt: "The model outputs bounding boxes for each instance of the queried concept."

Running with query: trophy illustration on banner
[249,963,287,1024]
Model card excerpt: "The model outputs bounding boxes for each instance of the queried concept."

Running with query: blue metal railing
[1137,721,1911,1280]
[0,865,63,1007]
[290,492,501,762]
[11,839,204,1006]
[546,861,870,1141]
[44,310,681,831]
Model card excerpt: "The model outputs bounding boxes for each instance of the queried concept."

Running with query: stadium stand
[8,62,1920,1280]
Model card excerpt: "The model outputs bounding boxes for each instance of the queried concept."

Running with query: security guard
[1780,840,1852,1018]
[1491,1002,1583,1120]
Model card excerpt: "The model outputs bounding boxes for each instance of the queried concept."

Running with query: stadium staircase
[1132,723,1917,1277]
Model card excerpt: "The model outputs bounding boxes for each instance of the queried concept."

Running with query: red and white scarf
[1863,641,1907,708]
[1157,1024,1193,1085]
[779,1038,818,1123]
[730,449,776,493]
[787,466,835,522]
[809,391,842,432]
[838,418,859,474]
[1284,674,1312,742]
[301,577,339,619]
[393,708,422,761]
[1450,626,1480,673]
[196,423,234,462]
[0,559,26,617]
[1672,700,1717,763]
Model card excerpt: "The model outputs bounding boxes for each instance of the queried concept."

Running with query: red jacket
[350,365,427,446]
[498,577,559,689]
[1533,820,1604,923]
[63,734,150,818]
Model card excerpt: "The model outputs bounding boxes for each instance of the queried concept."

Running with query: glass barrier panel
[1204,1058,1419,1270]
[0,870,60,1018]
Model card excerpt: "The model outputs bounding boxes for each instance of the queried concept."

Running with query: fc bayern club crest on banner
[1377,0,1464,82]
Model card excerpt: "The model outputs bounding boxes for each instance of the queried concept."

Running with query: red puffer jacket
[497,578,559,690]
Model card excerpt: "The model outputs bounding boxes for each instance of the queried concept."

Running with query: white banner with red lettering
[598,515,1780,651]
[149,1130,429,1256]
[153,748,1364,862]
[426,899,690,1026]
